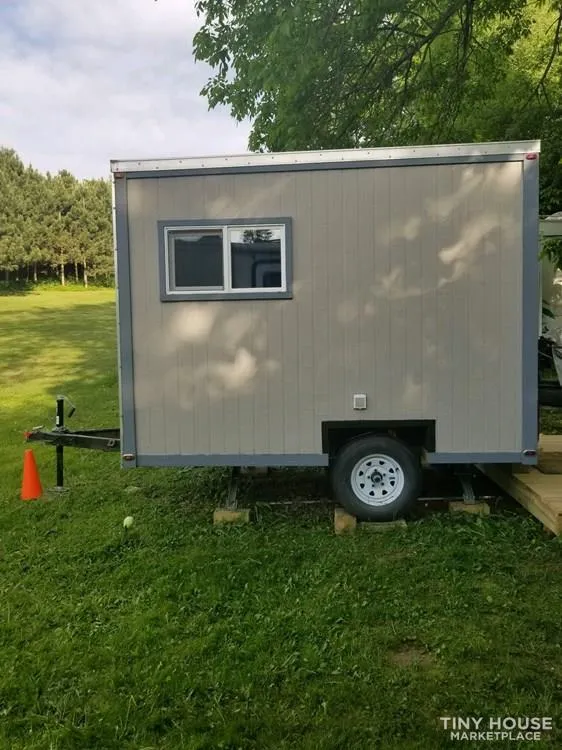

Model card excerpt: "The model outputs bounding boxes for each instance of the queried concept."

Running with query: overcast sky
[0,0,251,178]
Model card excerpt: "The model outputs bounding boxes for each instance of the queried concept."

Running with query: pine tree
[0,148,114,286]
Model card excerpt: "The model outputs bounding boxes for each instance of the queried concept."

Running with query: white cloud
[0,0,251,178]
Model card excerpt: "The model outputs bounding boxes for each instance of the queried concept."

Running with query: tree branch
[522,9,562,111]
[334,0,468,143]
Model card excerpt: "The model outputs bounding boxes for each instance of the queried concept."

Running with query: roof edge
[110,140,541,174]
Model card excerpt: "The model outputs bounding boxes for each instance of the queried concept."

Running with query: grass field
[1,290,562,750]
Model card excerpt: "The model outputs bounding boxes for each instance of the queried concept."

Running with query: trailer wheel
[331,435,422,521]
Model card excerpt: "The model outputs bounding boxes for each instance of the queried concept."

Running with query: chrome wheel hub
[350,453,405,506]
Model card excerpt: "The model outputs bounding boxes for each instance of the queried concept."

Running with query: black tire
[331,434,422,521]
[539,384,562,408]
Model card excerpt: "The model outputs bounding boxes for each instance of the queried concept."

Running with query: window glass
[171,229,223,289]
[229,228,283,289]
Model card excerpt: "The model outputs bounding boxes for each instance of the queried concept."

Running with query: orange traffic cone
[21,449,43,501]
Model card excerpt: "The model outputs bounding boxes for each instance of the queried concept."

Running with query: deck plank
[540,434,562,452]
[480,463,562,535]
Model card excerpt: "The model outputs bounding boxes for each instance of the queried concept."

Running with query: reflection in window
[229,228,283,290]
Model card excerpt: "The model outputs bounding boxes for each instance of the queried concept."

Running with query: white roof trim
[110,140,541,174]
[541,212,562,237]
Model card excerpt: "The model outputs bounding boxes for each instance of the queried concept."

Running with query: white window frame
[164,223,288,297]
[165,226,225,294]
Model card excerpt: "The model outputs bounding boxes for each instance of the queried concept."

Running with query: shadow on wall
[158,304,279,404]
[132,160,525,453]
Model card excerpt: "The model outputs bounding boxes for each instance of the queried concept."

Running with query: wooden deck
[481,436,562,534]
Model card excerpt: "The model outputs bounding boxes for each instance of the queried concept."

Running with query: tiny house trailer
[27,141,541,521]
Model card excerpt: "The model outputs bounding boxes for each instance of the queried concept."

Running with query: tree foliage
[194,0,562,226]
[0,149,113,286]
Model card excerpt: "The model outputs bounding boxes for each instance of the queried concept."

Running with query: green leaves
[194,0,562,257]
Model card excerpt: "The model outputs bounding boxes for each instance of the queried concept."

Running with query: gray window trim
[158,217,293,302]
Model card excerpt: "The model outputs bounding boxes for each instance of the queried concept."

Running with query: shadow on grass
[0,298,118,426]
[0,282,114,297]
[0,281,35,296]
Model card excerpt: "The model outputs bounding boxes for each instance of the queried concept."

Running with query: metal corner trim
[113,175,137,467]
[521,156,540,455]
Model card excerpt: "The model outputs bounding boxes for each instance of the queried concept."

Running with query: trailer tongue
[25,427,121,451]
[24,396,120,489]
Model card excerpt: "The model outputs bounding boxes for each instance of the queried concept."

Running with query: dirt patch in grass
[389,646,435,668]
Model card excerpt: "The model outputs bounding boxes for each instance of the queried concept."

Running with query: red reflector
[526,153,538,160]
[24,431,31,439]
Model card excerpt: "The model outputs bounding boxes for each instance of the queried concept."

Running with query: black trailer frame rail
[25,427,121,451]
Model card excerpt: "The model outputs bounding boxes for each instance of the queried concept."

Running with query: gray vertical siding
[125,160,524,458]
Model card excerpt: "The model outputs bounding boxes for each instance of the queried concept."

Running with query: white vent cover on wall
[353,393,367,410]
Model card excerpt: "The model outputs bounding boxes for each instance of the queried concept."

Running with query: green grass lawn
[1,290,562,750]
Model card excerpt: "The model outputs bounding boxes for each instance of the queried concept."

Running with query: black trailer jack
[25,396,120,489]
